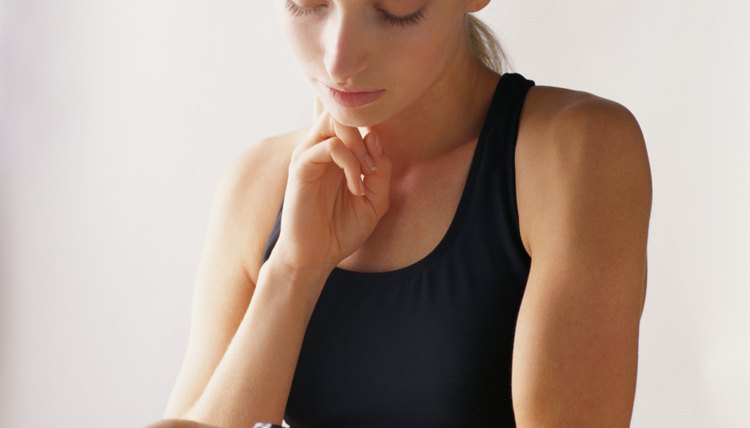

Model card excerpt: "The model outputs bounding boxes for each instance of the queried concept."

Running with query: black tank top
[262,72,536,428]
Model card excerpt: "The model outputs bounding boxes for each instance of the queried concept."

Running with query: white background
[1,1,748,427]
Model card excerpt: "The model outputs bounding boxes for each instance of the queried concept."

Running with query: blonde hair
[465,14,511,74]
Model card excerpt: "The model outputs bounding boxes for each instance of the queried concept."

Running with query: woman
[147,0,652,427]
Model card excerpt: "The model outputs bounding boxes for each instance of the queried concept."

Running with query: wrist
[265,250,334,284]
[259,253,332,305]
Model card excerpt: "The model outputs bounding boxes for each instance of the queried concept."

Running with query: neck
[359,56,500,176]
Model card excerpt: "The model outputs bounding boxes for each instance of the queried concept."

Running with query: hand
[271,105,392,276]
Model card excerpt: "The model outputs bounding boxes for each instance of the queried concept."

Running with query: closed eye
[380,9,425,27]
[285,0,324,16]
[284,0,425,27]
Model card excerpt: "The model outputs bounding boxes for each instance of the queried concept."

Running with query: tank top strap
[263,73,536,266]
[469,72,535,260]
[476,72,535,183]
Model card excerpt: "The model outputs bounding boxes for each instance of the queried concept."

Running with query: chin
[327,105,387,128]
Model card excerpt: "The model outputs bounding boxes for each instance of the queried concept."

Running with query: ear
[465,0,490,13]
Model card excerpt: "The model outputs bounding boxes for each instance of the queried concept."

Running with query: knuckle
[290,148,310,170]
[288,157,302,174]
[326,137,342,151]
[291,145,303,162]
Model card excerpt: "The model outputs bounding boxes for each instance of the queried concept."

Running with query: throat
[336,138,478,273]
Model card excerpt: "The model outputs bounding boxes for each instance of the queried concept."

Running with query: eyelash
[284,0,425,27]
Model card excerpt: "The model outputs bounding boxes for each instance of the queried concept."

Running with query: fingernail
[360,179,367,196]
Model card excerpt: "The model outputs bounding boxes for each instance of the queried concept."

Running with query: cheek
[280,20,321,69]
[386,26,461,82]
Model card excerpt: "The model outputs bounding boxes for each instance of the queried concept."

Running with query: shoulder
[223,126,308,191]
[516,85,652,258]
[216,126,304,227]
[215,126,310,283]
[519,85,647,156]
[510,86,652,425]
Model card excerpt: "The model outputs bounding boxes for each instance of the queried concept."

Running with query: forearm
[183,257,330,428]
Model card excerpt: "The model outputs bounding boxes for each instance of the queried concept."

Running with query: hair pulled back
[465,14,511,74]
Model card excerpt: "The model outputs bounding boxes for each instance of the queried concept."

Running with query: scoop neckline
[330,73,508,283]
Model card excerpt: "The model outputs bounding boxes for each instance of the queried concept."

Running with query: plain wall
[1,1,748,427]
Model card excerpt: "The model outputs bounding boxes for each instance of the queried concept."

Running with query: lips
[321,83,385,108]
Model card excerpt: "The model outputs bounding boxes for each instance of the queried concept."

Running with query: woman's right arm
[179,245,331,427]
[160,111,391,428]
[160,134,307,426]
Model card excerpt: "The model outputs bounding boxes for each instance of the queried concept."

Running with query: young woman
[147,0,652,427]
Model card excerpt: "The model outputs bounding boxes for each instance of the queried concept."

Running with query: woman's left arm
[512,96,652,427]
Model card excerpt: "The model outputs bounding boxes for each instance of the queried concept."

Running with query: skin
[274,0,507,272]
[147,0,652,427]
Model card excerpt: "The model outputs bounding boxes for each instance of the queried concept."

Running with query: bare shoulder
[227,126,308,185]
[516,85,652,258]
[219,126,310,284]
[511,85,652,425]
[518,85,647,154]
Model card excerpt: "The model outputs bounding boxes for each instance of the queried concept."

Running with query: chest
[285,254,523,427]
[337,142,477,273]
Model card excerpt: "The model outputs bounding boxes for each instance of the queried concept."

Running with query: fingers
[362,132,392,215]
[293,130,392,219]
[298,137,366,196]
[297,110,376,178]
[331,122,377,175]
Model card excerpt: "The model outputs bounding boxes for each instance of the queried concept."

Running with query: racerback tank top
[262,72,536,427]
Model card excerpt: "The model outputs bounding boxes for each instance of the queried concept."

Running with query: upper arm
[512,96,652,426]
[163,135,296,418]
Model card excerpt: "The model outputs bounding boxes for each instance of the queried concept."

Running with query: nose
[322,10,369,84]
